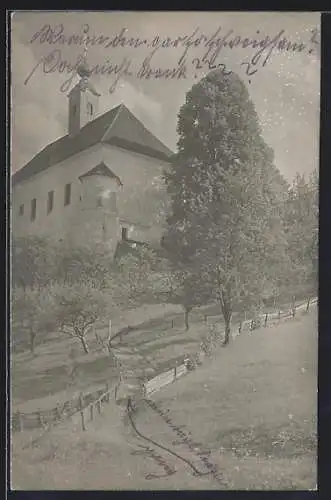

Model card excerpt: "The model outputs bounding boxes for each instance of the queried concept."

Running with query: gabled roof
[79,161,122,185]
[12,104,174,186]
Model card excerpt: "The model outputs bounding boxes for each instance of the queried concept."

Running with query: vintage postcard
[10,11,319,490]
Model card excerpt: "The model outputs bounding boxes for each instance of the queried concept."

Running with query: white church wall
[12,145,104,242]
[12,142,171,247]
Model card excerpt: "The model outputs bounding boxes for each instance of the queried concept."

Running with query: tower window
[87,102,93,116]
[64,183,71,206]
[19,204,24,216]
[30,198,37,221]
[122,227,128,241]
[47,190,54,215]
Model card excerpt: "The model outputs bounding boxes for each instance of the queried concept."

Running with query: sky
[11,11,321,181]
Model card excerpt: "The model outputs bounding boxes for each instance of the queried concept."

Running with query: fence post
[173,365,177,381]
[278,310,281,320]
[97,399,101,414]
[250,319,254,331]
[79,392,86,431]
[306,297,311,312]
[203,314,207,325]
[171,319,174,328]
[238,321,242,334]
[264,313,268,327]
[105,383,110,403]
[90,404,94,421]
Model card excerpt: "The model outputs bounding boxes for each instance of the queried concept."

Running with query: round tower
[69,162,123,256]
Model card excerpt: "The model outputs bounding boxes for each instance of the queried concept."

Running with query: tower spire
[67,26,101,136]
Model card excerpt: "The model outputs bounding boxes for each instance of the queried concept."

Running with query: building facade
[12,69,173,258]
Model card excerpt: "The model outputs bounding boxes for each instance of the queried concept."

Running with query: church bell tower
[68,49,100,137]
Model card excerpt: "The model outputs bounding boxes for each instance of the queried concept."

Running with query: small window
[30,198,37,221]
[19,204,24,216]
[47,190,54,215]
[64,183,71,206]
[87,102,93,116]
[72,104,77,116]
[122,227,128,241]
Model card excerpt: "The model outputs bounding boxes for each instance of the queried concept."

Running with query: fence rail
[144,365,188,396]
[13,296,317,435]
[12,384,111,433]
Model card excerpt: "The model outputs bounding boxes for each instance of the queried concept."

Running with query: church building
[12,58,174,258]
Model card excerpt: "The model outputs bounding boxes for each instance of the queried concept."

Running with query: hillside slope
[12,307,317,490]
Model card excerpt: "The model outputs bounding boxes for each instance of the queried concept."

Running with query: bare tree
[52,284,111,354]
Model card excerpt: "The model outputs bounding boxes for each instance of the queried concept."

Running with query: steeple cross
[76,24,101,96]
[82,28,88,64]
[77,24,91,80]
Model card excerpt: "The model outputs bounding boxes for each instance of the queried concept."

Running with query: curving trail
[12,306,317,490]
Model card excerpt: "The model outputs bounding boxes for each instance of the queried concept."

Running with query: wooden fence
[236,296,318,335]
[12,384,111,433]
[13,296,317,434]
[144,364,188,396]
[142,296,318,398]
[72,384,112,432]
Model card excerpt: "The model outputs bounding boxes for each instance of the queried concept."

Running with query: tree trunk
[219,291,232,346]
[184,307,191,331]
[223,314,231,346]
[79,336,89,354]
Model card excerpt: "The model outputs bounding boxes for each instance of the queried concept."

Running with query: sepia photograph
[10,11,319,490]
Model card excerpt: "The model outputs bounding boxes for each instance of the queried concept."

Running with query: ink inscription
[23,22,320,94]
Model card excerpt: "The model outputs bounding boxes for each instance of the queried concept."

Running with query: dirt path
[11,307,317,490]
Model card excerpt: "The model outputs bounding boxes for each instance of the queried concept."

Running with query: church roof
[79,162,123,185]
[12,104,174,186]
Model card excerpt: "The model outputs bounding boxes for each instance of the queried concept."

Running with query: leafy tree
[12,236,58,289]
[115,244,160,308]
[11,287,55,353]
[12,237,116,290]
[164,69,289,345]
[157,249,210,330]
[284,170,318,299]
[55,241,115,289]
